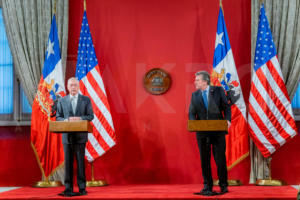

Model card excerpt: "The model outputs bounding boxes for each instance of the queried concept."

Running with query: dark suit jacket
[189,86,231,137]
[56,94,94,144]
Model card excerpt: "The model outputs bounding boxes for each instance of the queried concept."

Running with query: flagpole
[86,162,108,187]
[219,0,224,14]
[53,0,56,14]
[255,157,284,186]
[84,0,86,11]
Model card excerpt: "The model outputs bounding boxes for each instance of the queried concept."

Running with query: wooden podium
[49,120,108,187]
[49,120,93,133]
[34,121,92,188]
[188,120,228,132]
[187,120,241,186]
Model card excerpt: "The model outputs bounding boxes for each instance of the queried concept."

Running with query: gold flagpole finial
[84,0,87,11]
[53,0,57,15]
[220,0,224,13]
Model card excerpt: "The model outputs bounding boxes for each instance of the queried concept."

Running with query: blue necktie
[202,90,208,109]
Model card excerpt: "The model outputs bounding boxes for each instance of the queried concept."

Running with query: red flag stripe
[254,68,297,135]
[248,115,273,157]
[79,82,116,149]
[93,109,116,142]
[248,100,282,149]
[91,114,116,147]
[91,65,107,96]
[80,84,113,161]
[248,112,276,153]
[248,69,297,157]
[262,61,294,117]
[88,127,110,152]
[268,57,290,100]
[90,128,111,152]
[249,89,286,145]
[80,84,116,147]
[80,82,116,143]
[86,68,110,111]
[84,146,94,161]
[80,77,114,130]
[86,139,101,159]
[250,84,293,142]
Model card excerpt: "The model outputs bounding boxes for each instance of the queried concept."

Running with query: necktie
[71,97,76,114]
[202,90,208,109]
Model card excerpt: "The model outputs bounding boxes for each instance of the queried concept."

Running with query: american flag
[76,11,116,161]
[248,4,297,158]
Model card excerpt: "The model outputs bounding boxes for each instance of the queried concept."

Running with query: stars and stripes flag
[211,7,249,169]
[31,15,65,178]
[248,4,297,157]
[76,11,116,161]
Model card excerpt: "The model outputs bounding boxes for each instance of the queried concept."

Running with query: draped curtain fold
[250,0,300,183]
[0,0,69,105]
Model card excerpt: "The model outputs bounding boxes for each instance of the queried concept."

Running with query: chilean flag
[211,7,249,169]
[31,15,65,178]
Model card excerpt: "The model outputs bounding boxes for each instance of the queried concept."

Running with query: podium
[49,120,93,133]
[187,120,241,186]
[49,120,108,187]
[187,120,228,132]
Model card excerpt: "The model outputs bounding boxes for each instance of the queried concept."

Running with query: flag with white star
[211,7,249,169]
[31,15,65,178]
[76,11,116,162]
[248,4,297,157]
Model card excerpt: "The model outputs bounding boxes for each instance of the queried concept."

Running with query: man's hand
[227,121,231,128]
[68,117,82,121]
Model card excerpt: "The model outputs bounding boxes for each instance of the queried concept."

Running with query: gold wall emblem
[143,68,171,95]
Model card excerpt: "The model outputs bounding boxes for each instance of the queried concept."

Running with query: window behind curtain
[0,8,13,120]
[0,8,32,123]
[292,83,300,118]
[21,88,32,114]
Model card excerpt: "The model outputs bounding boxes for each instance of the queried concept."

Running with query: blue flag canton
[213,8,231,68]
[254,4,277,71]
[43,15,61,79]
[76,11,98,81]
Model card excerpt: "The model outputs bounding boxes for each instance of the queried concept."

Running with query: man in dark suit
[189,71,231,196]
[56,77,94,197]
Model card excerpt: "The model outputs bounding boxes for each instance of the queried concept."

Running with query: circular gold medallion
[143,68,171,95]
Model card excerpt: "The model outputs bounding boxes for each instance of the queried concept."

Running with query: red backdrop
[66,0,252,184]
[0,0,300,186]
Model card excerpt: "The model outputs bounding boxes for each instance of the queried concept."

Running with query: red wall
[0,127,41,186]
[0,0,299,186]
[66,0,252,185]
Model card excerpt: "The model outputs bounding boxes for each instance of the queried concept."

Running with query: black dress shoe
[203,190,218,196]
[79,189,87,196]
[194,190,217,196]
[219,186,228,194]
[194,190,206,195]
[58,191,77,197]
[194,186,212,195]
